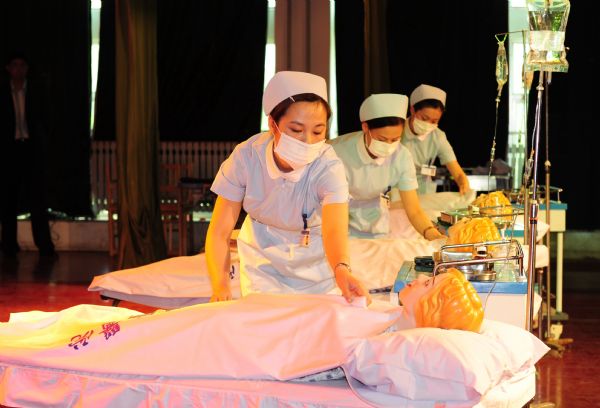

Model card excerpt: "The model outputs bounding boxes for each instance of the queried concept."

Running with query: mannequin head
[399,268,484,332]
[447,217,501,252]
[472,191,513,223]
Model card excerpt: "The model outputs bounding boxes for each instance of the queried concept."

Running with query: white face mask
[412,117,438,137]
[367,133,399,158]
[272,122,325,170]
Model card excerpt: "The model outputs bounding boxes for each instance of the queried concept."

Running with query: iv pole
[543,72,552,341]
[523,70,544,333]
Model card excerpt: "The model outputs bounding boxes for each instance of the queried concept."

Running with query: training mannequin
[399,268,484,332]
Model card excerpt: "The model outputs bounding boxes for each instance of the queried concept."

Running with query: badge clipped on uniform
[421,164,437,177]
[301,213,310,247]
[380,185,392,209]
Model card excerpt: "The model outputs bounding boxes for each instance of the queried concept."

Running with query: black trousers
[0,140,54,253]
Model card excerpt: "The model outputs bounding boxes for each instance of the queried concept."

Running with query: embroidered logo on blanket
[100,322,121,340]
[68,322,121,350]
[68,330,94,350]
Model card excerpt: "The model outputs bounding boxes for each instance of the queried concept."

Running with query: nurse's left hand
[210,285,232,302]
[334,265,372,305]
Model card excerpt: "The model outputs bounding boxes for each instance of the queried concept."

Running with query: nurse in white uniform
[401,84,470,195]
[330,94,444,240]
[206,71,370,303]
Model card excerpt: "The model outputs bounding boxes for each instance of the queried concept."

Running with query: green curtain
[115,0,167,267]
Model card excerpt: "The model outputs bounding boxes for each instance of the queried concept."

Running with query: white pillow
[343,319,549,401]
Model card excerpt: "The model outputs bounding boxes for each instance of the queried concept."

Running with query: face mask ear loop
[270,116,282,141]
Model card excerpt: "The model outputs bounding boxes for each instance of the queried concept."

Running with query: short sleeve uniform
[329,131,418,238]
[401,125,457,194]
[211,132,348,295]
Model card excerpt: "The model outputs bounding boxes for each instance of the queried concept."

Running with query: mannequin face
[399,273,449,313]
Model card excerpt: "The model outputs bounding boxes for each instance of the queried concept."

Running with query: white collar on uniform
[405,119,429,142]
[357,132,386,166]
[265,136,307,182]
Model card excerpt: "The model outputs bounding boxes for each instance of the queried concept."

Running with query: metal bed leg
[100,294,121,307]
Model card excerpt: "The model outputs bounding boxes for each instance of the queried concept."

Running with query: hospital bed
[0,294,547,407]
[0,191,549,406]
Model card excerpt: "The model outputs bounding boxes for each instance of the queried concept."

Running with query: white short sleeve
[437,131,457,165]
[211,143,247,202]
[317,149,349,205]
[394,147,419,191]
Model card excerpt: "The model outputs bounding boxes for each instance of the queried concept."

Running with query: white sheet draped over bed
[0,295,548,408]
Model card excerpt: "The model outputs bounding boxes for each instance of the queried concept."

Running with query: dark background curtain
[533,1,600,230]
[0,1,91,217]
[387,1,508,172]
[337,0,508,168]
[335,0,365,135]
[336,1,598,229]
[95,0,267,142]
[157,1,267,141]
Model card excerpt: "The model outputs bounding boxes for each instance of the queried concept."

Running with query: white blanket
[0,295,548,407]
[0,295,398,379]
[89,237,439,309]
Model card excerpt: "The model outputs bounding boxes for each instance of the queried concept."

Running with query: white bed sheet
[0,361,535,408]
[89,238,439,309]
[0,296,545,407]
[89,238,548,310]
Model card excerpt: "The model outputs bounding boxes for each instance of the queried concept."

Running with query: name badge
[421,165,437,177]
[300,229,310,247]
[380,193,391,209]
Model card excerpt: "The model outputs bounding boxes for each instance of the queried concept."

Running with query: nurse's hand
[334,264,372,305]
[210,285,232,302]
[457,176,471,195]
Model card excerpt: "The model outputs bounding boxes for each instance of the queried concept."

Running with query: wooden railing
[90,140,238,213]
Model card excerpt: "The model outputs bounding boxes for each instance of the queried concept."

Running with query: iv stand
[523,70,544,333]
[543,73,552,342]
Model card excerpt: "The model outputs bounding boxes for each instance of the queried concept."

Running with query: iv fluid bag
[525,0,570,72]
[496,41,508,94]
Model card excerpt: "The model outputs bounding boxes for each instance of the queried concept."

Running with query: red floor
[1,251,599,407]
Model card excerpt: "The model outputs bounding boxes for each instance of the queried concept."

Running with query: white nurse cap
[262,71,328,116]
[359,93,409,122]
[410,84,447,107]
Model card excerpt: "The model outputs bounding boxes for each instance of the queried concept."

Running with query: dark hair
[365,116,406,130]
[5,51,29,66]
[269,93,332,124]
[413,99,445,113]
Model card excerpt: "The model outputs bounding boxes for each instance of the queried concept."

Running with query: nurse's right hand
[334,264,372,305]
[210,285,232,302]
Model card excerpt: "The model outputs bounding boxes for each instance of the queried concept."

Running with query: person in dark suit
[0,52,55,257]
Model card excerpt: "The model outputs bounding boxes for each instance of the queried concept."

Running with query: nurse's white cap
[410,84,447,107]
[262,71,328,116]
[359,93,409,121]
